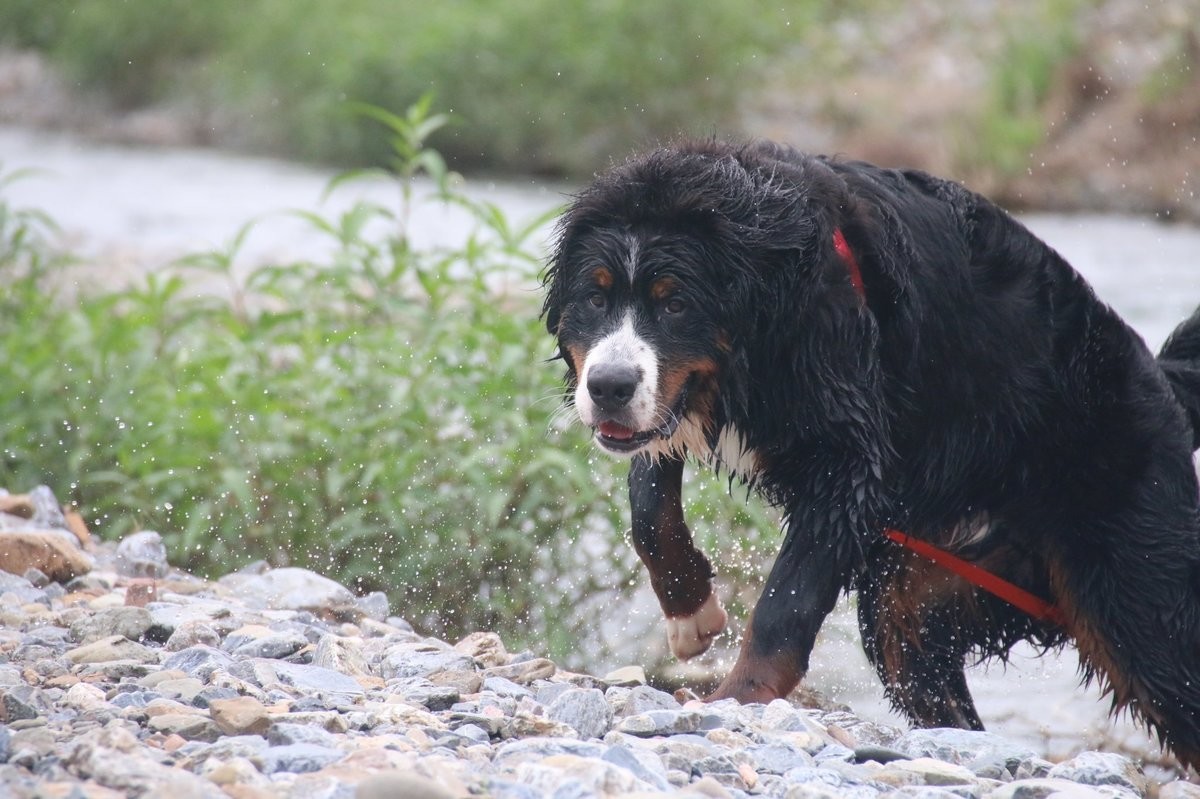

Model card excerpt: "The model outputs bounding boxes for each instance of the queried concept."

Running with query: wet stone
[208,696,272,736]
[0,502,1182,799]
[147,712,221,741]
[268,721,340,747]
[312,633,369,676]
[748,741,817,774]
[160,645,235,681]
[231,630,307,659]
[355,590,390,622]
[66,635,158,665]
[113,530,169,579]
[481,657,555,685]
[153,677,205,703]
[602,665,646,686]
[615,709,704,737]
[257,742,346,774]
[382,644,477,681]
[356,771,458,799]
[1047,751,1148,795]
[490,676,536,700]
[547,688,612,740]
[221,566,359,619]
[897,728,1040,769]
[163,619,221,651]
[266,659,365,700]
[192,685,239,708]
[1,686,43,722]
[611,683,680,717]
[70,606,153,644]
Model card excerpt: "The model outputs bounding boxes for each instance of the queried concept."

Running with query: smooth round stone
[380,644,476,681]
[159,645,235,681]
[68,607,153,643]
[268,722,339,748]
[355,591,390,622]
[547,688,612,740]
[256,742,346,774]
[614,709,703,737]
[208,696,271,736]
[1047,751,1148,794]
[163,620,221,651]
[356,771,457,799]
[65,635,158,665]
[221,566,358,618]
[611,684,679,717]
[896,728,1040,768]
[114,530,170,579]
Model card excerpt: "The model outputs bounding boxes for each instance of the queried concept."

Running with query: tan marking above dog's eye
[592,267,614,290]
[649,277,678,300]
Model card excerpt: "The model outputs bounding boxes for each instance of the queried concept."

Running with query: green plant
[0,108,780,668]
[4,0,805,174]
[968,0,1082,177]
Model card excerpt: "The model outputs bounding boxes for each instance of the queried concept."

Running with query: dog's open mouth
[593,378,693,454]
[596,421,657,452]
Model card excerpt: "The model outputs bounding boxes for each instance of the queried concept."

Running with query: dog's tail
[1159,305,1200,451]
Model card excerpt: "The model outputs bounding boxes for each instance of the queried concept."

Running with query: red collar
[833,228,865,299]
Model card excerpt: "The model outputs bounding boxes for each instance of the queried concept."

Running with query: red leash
[832,230,1066,628]
[883,529,1066,627]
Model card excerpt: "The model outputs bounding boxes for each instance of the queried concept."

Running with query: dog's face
[547,227,728,458]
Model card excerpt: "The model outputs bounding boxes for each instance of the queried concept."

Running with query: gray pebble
[268,722,339,748]
[114,530,170,579]
[160,645,235,681]
[70,606,153,645]
[547,687,612,740]
[1047,751,1148,794]
[256,742,346,774]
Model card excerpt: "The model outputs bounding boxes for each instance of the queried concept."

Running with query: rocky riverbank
[1,486,1197,798]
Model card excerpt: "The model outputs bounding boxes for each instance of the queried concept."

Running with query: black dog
[543,140,1200,767]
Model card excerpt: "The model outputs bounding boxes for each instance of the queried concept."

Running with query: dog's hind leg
[856,546,985,730]
[1045,502,1200,771]
[629,453,728,660]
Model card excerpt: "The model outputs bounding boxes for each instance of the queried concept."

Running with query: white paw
[666,592,728,660]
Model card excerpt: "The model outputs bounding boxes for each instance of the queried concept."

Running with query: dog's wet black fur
[543,140,1200,768]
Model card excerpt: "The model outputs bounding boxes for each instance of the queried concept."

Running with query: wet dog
[542,140,1200,766]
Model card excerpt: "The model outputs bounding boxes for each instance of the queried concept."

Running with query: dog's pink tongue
[599,421,635,440]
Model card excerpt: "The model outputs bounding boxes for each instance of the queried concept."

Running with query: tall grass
[0,0,803,174]
[0,104,780,666]
[968,0,1082,178]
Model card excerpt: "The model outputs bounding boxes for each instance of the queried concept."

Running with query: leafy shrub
[1,0,801,174]
[967,0,1082,177]
[0,106,780,666]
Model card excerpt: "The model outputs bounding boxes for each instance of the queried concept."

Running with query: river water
[4,125,1199,768]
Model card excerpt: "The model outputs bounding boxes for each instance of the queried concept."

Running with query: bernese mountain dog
[542,140,1200,767]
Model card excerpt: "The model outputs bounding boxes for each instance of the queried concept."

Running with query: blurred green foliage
[970,0,1083,177]
[0,0,813,174]
[0,105,780,665]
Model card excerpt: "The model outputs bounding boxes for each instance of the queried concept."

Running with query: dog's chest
[648,419,761,482]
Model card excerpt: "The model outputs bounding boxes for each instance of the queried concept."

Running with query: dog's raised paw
[666,592,728,660]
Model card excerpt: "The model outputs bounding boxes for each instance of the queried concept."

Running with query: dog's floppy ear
[541,214,578,338]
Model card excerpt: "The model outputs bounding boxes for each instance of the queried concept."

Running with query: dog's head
[542,140,865,460]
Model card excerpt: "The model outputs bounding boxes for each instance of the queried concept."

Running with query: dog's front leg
[629,453,728,660]
[708,514,857,704]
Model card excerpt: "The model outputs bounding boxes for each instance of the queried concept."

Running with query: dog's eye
[588,292,606,309]
[664,297,686,315]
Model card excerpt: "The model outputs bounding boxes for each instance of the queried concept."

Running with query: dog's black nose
[587,363,640,411]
